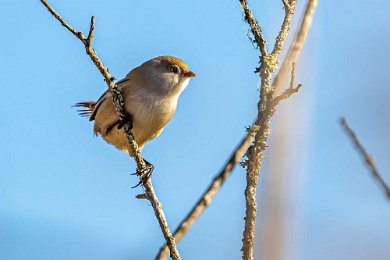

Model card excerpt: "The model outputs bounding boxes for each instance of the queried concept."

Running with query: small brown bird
[76,56,196,155]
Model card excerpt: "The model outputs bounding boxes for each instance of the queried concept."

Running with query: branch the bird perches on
[40,1,181,259]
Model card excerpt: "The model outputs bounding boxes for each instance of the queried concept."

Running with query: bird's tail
[74,101,96,118]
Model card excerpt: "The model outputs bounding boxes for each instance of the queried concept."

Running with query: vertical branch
[340,117,390,200]
[40,1,181,259]
[156,1,317,258]
[86,16,95,46]
[240,1,297,259]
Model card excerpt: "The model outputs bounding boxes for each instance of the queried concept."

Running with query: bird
[75,55,196,156]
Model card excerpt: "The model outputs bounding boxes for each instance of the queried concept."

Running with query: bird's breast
[126,93,178,145]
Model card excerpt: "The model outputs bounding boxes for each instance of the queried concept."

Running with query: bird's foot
[131,160,154,188]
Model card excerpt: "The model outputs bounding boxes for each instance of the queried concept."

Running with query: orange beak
[183,71,196,77]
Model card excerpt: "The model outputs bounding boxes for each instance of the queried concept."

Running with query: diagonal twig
[239,0,268,56]
[340,117,390,200]
[270,62,302,107]
[155,1,317,259]
[40,1,181,259]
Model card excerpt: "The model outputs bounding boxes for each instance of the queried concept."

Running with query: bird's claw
[131,180,143,189]
[131,160,154,188]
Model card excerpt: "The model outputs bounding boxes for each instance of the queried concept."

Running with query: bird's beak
[183,71,196,77]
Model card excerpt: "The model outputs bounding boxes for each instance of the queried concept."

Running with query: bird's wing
[89,88,110,121]
[75,78,131,121]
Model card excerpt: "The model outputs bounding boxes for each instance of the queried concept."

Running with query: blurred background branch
[257,2,317,259]
[340,117,390,200]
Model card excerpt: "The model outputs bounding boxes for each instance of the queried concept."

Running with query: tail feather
[74,101,96,118]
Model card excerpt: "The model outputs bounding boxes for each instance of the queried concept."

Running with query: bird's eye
[169,65,179,74]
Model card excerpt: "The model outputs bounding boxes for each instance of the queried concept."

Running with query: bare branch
[271,0,296,58]
[41,0,83,41]
[40,0,114,86]
[239,0,268,56]
[271,63,302,107]
[87,16,95,46]
[155,1,317,258]
[40,1,181,259]
[340,118,390,200]
[242,0,297,259]
[273,0,318,92]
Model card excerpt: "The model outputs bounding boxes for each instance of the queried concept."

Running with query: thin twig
[273,0,318,92]
[271,63,302,107]
[239,0,268,56]
[340,117,390,200]
[87,16,95,46]
[155,1,317,258]
[40,1,181,259]
[41,0,114,86]
[41,0,80,38]
[271,0,297,58]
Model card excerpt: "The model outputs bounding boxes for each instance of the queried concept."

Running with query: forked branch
[241,1,297,259]
[156,1,317,259]
[273,0,318,91]
[271,62,302,107]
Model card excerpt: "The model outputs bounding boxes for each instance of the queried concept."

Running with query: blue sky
[1,0,389,259]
